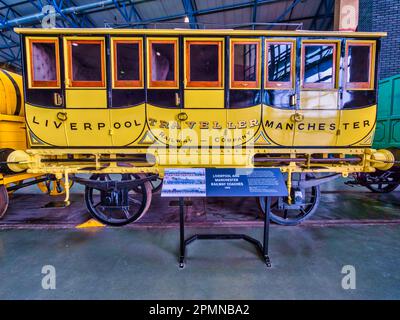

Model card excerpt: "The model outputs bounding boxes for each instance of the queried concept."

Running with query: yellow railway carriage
[11,27,394,226]
[0,69,71,218]
[0,69,26,217]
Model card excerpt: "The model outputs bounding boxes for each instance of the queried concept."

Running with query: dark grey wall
[358,0,400,79]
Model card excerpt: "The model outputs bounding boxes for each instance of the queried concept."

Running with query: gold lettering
[186,121,196,129]
[159,120,169,129]
[237,121,247,129]
[249,119,259,128]
[200,121,209,129]
[213,121,222,129]
[227,122,236,129]
[148,118,157,126]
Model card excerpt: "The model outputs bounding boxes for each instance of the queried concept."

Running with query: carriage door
[181,38,226,147]
[228,39,262,148]
[264,39,297,146]
[294,40,341,147]
[146,37,181,147]
[63,36,112,146]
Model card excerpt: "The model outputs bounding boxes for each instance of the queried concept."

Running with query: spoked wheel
[0,185,9,219]
[36,176,74,196]
[6,180,24,197]
[258,173,320,226]
[364,172,399,193]
[148,174,162,193]
[84,173,152,226]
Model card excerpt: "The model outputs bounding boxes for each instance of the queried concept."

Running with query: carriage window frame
[147,38,179,89]
[345,40,376,90]
[27,37,61,89]
[111,37,143,89]
[265,39,296,90]
[300,40,340,90]
[185,38,224,88]
[65,37,106,88]
[230,39,261,89]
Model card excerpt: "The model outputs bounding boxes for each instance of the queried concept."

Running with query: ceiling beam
[252,0,259,30]
[182,0,198,29]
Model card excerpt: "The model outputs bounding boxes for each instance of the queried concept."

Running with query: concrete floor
[0,178,399,299]
[0,225,399,299]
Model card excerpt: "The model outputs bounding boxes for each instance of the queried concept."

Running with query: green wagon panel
[373,74,400,149]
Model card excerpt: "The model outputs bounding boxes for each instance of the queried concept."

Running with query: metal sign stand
[178,197,272,269]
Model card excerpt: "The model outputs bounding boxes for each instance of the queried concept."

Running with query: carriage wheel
[0,185,9,219]
[84,173,152,226]
[258,173,320,226]
[6,180,24,196]
[364,172,399,193]
[148,174,162,193]
[36,176,74,196]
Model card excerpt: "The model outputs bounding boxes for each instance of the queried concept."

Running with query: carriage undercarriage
[18,147,388,226]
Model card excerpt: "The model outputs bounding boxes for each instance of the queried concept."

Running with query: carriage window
[302,42,337,89]
[186,40,223,87]
[29,39,60,88]
[113,39,142,88]
[67,39,105,87]
[231,40,260,89]
[345,41,375,90]
[265,40,295,89]
[149,39,178,88]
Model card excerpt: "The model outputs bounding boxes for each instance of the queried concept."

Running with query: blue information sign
[161,168,287,197]
[206,168,287,197]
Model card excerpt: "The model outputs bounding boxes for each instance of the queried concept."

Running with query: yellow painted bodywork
[0,70,26,151]
[25,103,147,147]
[15,28,387,38]
[184,90,224,109]
[0,70,24,116]
[146,104,181,146]
[0,70,43,188]
[62,36,107,109]
[227,105,261,146]
[0,115,26,150]
[65,90,107,109]
[300,91,339,110]
[25,102,377,149]
[337,106,377,146]
[293,109,340,146]
[180,107,226,147]
[13,28,389,180]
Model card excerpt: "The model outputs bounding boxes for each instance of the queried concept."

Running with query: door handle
[290,94,296,107]
[54,93,63,106]
[175,92,181,107]
[177,112,188,121]
[290,113,304,122]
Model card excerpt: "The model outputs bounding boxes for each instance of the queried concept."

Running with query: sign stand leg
[263,197,272,267]
[179,197,186,269]
[177,196,272,269]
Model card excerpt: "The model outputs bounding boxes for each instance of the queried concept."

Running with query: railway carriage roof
[14,28,386,38]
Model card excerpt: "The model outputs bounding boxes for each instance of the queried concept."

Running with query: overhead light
[184,16,189,23]
[72,42,78,47]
